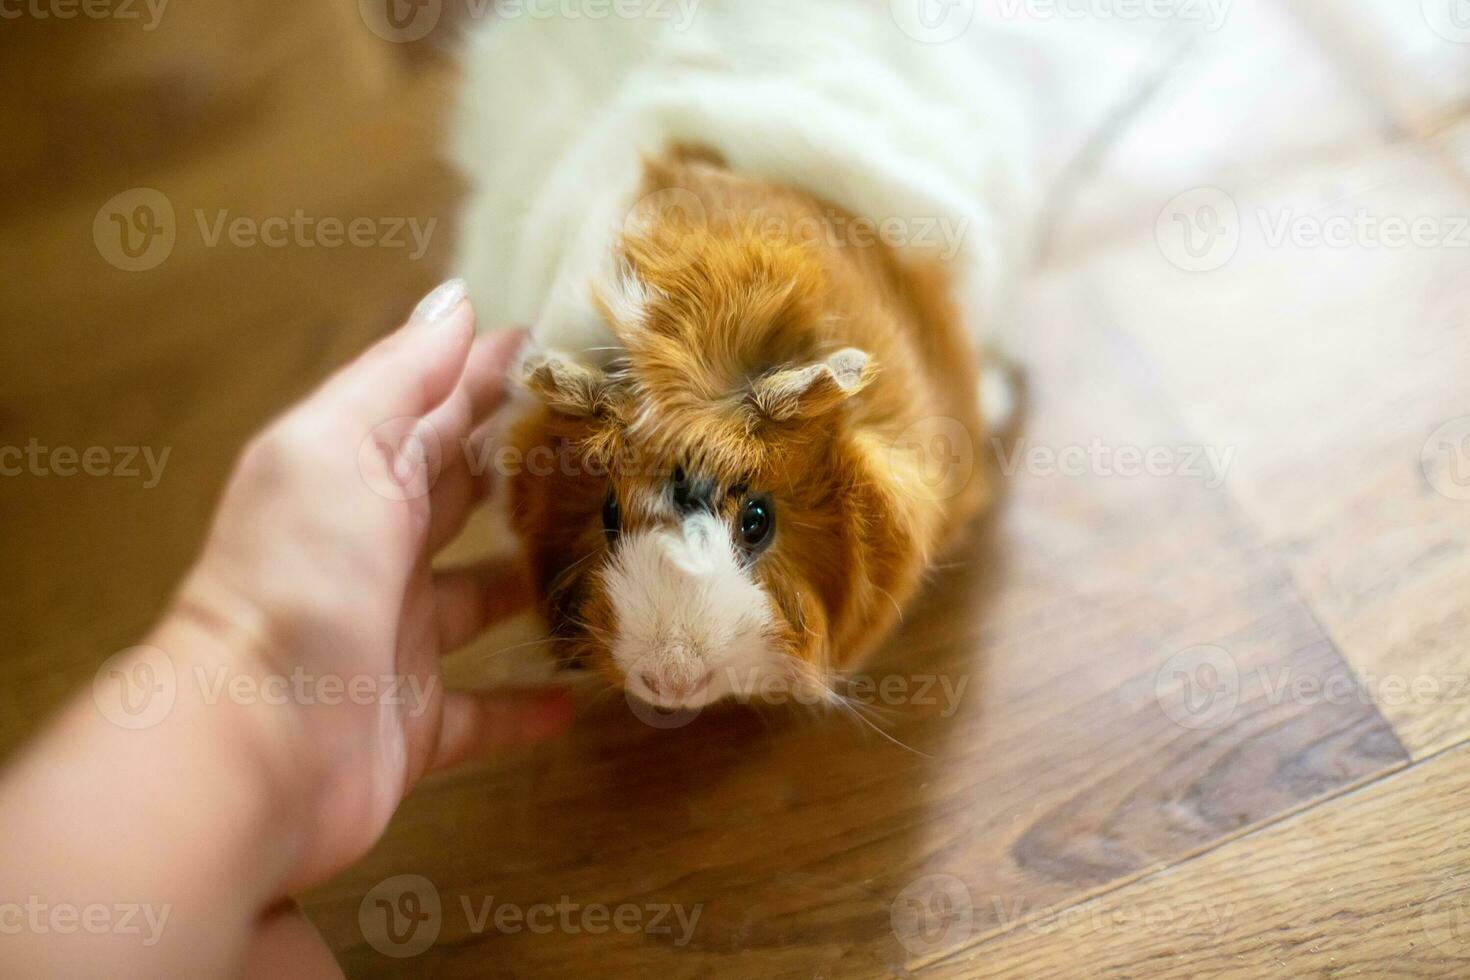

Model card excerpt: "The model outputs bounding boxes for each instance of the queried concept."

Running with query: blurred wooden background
[2,1,1469,976]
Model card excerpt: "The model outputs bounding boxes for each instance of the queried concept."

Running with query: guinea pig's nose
[640,669,712,700]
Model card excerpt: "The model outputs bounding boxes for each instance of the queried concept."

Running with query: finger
[430,688,573,772]
[318,279,477,422]
[466,328,526,421]
[426,458,477,553]
[426,418,510,552]
[240,901,344,980]
[420,330,527,549]
[423,328,526,448]
[418,330,525,457]
[434,558,534,652]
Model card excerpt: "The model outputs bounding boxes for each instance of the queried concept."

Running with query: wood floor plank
[1046,0,1383,264]
[299,269,1405,977]
[1068,139,1470,759]
[0,30,457,751]
[0,5,1447,977]
[923,742,1470,978]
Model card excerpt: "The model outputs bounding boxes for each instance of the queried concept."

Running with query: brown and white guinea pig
[451,1,1040,711]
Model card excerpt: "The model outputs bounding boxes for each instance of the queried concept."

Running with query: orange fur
[507,150,992,689]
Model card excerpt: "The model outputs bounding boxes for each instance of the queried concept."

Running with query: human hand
[167,279,570,888]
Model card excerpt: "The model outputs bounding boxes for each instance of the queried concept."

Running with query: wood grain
[0,5,458,751]
[1070,137,1470,760]
[1045,0,1381,265]
[299,271,1405,977]
[1,2,1465,977]
[924,744,1470,978]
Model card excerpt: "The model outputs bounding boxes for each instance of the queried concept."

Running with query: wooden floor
[3,1,1468,976]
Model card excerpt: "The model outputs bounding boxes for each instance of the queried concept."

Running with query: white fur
[824,349,869,390]
[602,512,775,708]
[594,258,658,334]
[450,2,1164,692]
[451,0,1046,361]
[980,359,1020,434]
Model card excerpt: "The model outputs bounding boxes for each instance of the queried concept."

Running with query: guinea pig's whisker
[824,689,931,758]
[555,547,604,580]
[482,636,572,658]
[790,592,823,640]
[564,615,613,647]
[587,686,623,710]
[545,549,605,600]
[762,650,928,756]
[846,698,900,725]
[927,560,968,571]
[563,613,601,635]
[873,585,904,623]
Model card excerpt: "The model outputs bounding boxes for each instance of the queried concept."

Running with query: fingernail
[411,278,468,325]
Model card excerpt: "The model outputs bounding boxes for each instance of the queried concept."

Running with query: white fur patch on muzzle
[602,512,775,707]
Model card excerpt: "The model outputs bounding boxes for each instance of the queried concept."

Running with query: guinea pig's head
[505,174,903,712]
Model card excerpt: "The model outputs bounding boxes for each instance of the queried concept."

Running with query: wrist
[142,610,311,890]
[0,602,311,975]
[157,575,322,867]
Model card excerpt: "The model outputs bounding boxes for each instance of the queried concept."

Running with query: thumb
[317,279,478,423]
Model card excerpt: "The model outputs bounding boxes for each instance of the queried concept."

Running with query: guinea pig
[452,1,1037,711]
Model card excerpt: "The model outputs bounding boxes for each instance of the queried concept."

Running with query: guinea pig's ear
[519,349,615,418]
[748,348,874,422]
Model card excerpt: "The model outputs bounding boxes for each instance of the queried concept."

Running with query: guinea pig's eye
[602,489,621,542]
[737,494,775,555]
